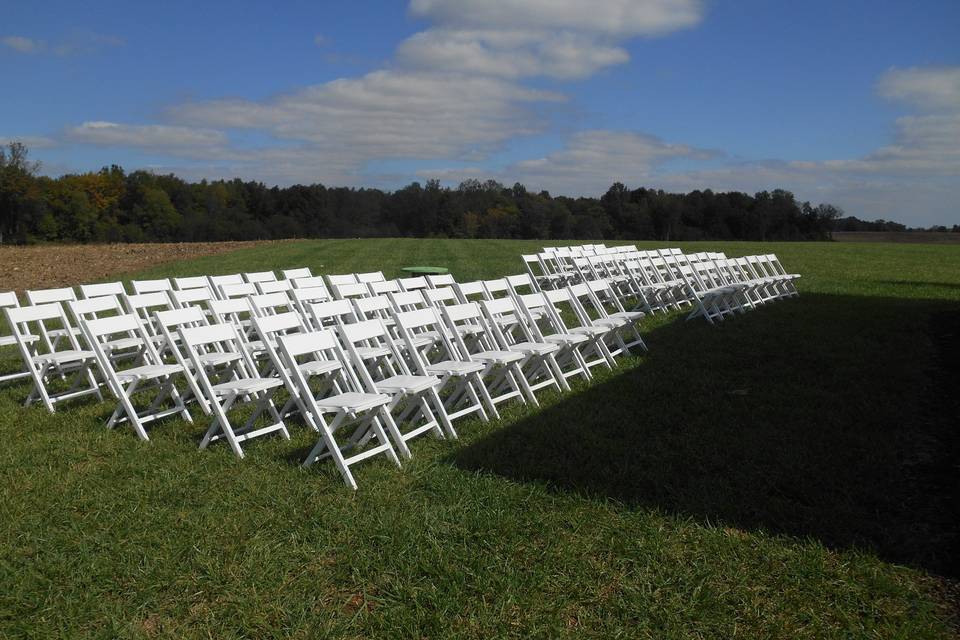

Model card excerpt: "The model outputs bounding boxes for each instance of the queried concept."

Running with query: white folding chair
[440,302,536,410]
[541,288,616,371]
[68,295,143,368]
[0,292,32,384]
[154,307,215,413]
[80,314,192,440]
[277,330,400,489]
[339,320,449,456]
[179,323,289,458]
[515,293,593,384]
[479,298,567,395]
[395,308,492,427]
[24,287,84,351]
[170,286,216,310]
[249,311,314,418]
[579,280,647,355]
[4,303,103,412]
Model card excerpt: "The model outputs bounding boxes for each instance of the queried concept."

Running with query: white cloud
[398,28,629,79]
[877,66,960,112]
[421,129,714,193]
[409,0,704,37]
[1,35,41,53]
[65,121,228,148]
[169,70,562,162]
[1,31,123,56]
[0,135,58,149]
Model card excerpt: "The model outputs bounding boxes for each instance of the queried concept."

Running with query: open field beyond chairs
[0,238,957,638]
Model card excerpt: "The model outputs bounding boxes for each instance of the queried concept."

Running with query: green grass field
[1,239,958,638]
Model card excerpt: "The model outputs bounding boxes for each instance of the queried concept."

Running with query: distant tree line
[832,216,959,233]
[2,142,853,244]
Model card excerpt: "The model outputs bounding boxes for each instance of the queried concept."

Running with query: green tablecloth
[400,266,449,275]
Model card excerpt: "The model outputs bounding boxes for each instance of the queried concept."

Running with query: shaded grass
[1,239,958,638]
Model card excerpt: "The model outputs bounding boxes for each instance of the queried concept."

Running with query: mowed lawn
[1,239,958,638]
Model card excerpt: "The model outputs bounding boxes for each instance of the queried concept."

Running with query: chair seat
[510,341,559,355]
[609,308,644,320]
[569,326,609,337]
[314,391,391,413]
[212,377,283,395]
[104,337,143,352]
[48,327,84,338]
[593,317,628,329]
[0,334,37,347]
[424,360,486,376]
[299,359,341,376]
[471,350,524,364]
[33,349,94,365]
[355,345,391,359]
[455,323,484,336]
[375,374,440,394]
[544,333,590,345]
[198,351,244,367]
[117,363,183,381]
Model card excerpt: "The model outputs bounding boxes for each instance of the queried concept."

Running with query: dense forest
[2,142,851,244]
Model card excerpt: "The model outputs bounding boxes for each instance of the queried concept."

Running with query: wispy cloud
[0,30,124,56]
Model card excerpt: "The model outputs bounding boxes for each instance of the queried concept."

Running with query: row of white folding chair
[531,247,799,323]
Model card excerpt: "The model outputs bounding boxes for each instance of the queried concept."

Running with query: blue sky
[2,0,958,224]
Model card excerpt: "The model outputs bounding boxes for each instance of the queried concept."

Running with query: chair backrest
[244,271,277,284]
[68,295,125,327]
[6,302,85,355]
[307,299,358,329]
[398,276,428,291]
[506,274,538,295]
[249,292,296,317]
[352,295,395,324]
[326,273,358,287]
[79,281,126,299]
[208,274,244,298]
[219,282,258,299]
[292,276,328,290]
[423,287,458,307]
[281,267,312,280]
[290,286,331,321]
[356,271,385,284]
[332,282,370,300]
[368,280,401,296]
[122,292,173,335]
[389,290,427,313]
[481,278,510,298]
[173,276,211,291]
[26,286,76,305]
[338,319,411,386]
[426,273,456,288]
[394,307,459,369]
[257,279,293,294]
[454,280,488,303]
[131,278,172,294]
[170,287,215,309]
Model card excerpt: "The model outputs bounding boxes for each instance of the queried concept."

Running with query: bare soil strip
[0,240,289,292]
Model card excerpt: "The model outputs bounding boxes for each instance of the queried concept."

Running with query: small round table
[400,266,449,276]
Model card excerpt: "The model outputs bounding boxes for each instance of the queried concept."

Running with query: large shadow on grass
[451,293,960,576]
